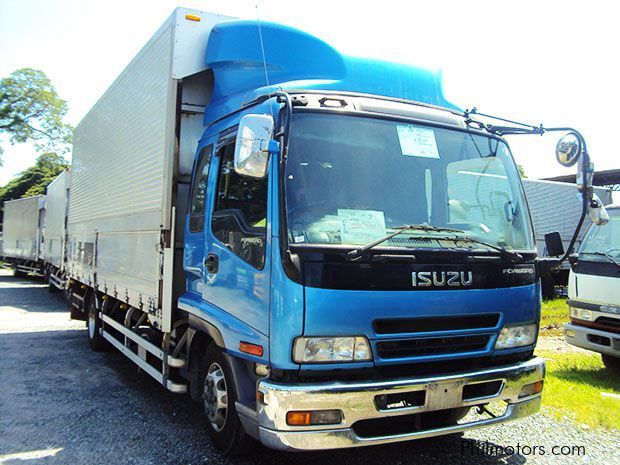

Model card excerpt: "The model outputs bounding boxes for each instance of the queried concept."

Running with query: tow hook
[476,405,497,418]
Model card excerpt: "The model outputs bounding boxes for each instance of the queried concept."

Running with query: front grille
[375,314,500,334]
[377,335,490,359]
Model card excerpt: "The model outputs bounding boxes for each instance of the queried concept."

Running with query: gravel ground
[1,269,618,465]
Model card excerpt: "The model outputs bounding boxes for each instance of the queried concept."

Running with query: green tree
[0,68,73,166]
[517,164,527,178]
[0,153,69,223]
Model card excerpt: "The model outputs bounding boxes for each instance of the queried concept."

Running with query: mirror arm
[274,92,292,157]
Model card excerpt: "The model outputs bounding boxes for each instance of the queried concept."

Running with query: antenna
[255,4,276,120]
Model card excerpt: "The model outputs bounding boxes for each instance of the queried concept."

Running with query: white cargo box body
[45,170,70,269]
[523,179,612,259]
[2,196,46,261]
[67,8,231,324]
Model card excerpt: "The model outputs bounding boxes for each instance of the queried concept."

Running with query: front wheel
[602,354,620,372]
[200,343,255,456]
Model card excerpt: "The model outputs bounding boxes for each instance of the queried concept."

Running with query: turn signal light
[239,341,263,357]
[286,411,312,426]
[519,380,544,398]
[286,410,342,426]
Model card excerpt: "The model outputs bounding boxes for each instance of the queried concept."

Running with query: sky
[0,0,618,186]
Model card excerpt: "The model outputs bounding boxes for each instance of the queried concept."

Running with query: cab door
[201,130,272,336]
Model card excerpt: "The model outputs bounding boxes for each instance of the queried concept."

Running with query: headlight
[494,324,537,349]
[293,336,372,363]
[569,305,592,321]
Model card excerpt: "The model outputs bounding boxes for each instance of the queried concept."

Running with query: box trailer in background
[1,195,46,276]
[522,179,612,296]
[44,170,71,290]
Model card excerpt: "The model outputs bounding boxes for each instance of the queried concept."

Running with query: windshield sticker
[293,235,306,243]
[338,209,387,244]
[397,125,440,159]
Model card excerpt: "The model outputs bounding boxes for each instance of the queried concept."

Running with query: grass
[540,298,569,336]
[536,350,620,430]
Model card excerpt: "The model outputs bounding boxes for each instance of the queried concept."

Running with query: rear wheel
[14,267,27,278]
[602,354,620,372]
[86,295,108,351]
[47,271,59,293]
[200,343,255,456]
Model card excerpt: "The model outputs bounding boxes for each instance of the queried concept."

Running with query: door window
[188,145,213,232]
[211,143,268,269]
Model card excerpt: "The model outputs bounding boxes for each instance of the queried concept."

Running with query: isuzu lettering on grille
[411,271,473,287]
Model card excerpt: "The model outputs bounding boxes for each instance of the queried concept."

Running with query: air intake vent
[377,335,490,359]
[375,314,500,335]
[387,237,436,246]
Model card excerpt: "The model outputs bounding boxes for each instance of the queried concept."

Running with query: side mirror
[544,231,565,257]
[555,132,581,167]
[234,114,278,179]
[588,193,609,226]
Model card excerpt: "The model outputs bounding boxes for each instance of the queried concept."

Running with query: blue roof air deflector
[204,20,458,125]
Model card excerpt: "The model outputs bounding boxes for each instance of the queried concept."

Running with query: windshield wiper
[581,251,620,269]
[347,224,472,260]
[435,234,523,262]
[346,223,523,262]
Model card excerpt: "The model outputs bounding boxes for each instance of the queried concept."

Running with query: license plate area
[375,389,426,411]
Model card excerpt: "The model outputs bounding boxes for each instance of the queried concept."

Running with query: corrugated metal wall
[44,171,70,268]
[522,179,612,243]
[68,20,174,229]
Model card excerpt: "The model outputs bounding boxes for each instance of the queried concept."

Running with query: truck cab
[177,19,545,452]
[565,205,620,370]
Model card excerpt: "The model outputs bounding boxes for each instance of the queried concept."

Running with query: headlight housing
[293,336,372,363]
[569,305,592,321]
[494,324,537,349]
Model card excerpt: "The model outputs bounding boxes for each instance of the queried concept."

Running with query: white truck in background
[1,195,46,276]
[43,170,71,291]
[565,204,620,371]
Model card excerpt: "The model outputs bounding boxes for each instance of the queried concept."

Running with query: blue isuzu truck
[63,7,607,455]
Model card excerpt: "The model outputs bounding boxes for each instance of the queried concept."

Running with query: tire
[86,295,108,351]
[199,343,256,456]
[602,354,620,372]
[47,272,59,293]
[14,267,27,278]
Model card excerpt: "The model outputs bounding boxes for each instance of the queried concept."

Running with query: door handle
[204,253,219,273]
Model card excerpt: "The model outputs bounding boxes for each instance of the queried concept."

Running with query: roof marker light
[185,14,201,22]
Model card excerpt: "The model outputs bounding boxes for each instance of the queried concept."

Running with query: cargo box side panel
[67,16,176,309]
[2,196,42,261]
[45,171,70,268]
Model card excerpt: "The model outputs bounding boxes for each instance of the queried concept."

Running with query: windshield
[579,208,620,262]
[285,112,534,251]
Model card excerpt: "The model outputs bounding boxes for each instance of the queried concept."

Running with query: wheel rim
[88,309,96,338]
[204,362,228,431]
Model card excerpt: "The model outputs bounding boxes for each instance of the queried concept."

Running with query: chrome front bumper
[565,323,620,357]
[254,357,545,451]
